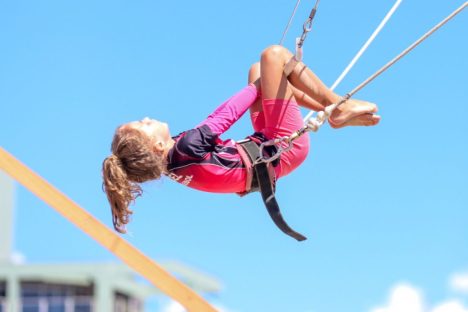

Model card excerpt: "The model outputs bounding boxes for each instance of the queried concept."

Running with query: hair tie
[110,154,122,166]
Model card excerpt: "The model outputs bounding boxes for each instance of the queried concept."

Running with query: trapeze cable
[297,0,321,49]
[279,0,302,46]
[0,147,216,312]
[280,0,320,53]
[303,0,402,123]
[260,2,467,164]
[283,0,321,75]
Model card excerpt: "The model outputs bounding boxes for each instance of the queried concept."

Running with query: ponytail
[102,154,141,233]
[102,127,166,233]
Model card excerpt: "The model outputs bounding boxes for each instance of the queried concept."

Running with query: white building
[0,172,221,312]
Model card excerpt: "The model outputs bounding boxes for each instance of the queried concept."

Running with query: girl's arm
[197,84,258,135]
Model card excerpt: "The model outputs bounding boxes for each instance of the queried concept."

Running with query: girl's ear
[153,141,165,154]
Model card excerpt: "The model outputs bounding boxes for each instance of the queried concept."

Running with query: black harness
[237,139,307,241]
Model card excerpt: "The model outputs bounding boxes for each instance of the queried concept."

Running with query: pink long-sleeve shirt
[166,84,261,193]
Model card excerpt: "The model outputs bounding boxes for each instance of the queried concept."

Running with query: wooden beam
[0,147,216,312]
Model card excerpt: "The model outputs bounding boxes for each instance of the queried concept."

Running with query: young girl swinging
[102,45,380,234]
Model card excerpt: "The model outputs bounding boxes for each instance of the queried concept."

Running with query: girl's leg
[247,60,321,136]
[247,59,309,177]
[288,61,340,108]
[258,46,310,178]
[259,46,296,101]
[258,45,337,107]
[249,54,321,134]
[248,63,262,115]
[247,46,381,177]
[249,62,324,113]
[247,63,265,133]
[261,46,380,128]
[249,46,380,133]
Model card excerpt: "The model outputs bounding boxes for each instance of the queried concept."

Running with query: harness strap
[239,140,307,242]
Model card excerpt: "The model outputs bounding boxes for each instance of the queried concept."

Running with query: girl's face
[125,117,171,148]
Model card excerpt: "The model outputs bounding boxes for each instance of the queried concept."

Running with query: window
[114,292,142,312]
[20,281,93,312]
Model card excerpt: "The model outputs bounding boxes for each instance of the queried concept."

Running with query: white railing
[20,296,94,312]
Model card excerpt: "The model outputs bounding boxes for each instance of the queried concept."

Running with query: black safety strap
[240,141,307,242]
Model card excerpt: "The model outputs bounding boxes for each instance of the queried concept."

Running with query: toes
[370,114,381,125]
[329,113,380,129]
[356,113,380,126]
[328,117,342,129]
[328,99,379,127]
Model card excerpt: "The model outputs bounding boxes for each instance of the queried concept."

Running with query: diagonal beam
[0,147,216,312]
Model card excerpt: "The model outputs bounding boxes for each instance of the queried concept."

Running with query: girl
[102,45,380,234]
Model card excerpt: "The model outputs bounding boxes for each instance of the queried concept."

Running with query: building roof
[0,260,221,300]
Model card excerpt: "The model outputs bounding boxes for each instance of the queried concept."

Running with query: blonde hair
[102,126,166,233]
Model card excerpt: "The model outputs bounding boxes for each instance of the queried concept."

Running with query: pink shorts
[251,98,310,178]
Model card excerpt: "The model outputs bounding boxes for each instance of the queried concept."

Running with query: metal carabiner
[303,15,315,33]
[298,1,320,48]
[256,137,293,165]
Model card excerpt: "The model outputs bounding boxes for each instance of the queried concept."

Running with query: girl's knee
[248,62,260,83]
[261,45,292,62]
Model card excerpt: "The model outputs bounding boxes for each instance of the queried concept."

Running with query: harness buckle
[257,137,293,165]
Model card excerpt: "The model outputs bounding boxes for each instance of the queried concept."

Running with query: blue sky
[1,0,467,311]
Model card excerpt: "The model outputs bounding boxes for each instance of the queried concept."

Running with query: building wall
[0,281,6,312]
[0,171,15,262]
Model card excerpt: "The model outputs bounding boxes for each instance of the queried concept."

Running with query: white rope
[302,2,467,134]
[303,0,403,123]
[330,0,403,91]
[344,1,467,100]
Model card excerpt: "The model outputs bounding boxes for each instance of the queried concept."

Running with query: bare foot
[329,99,379,127]
[329,113,381,129]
